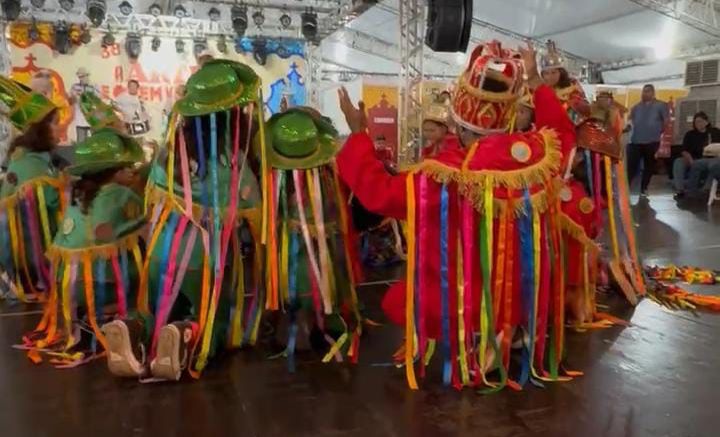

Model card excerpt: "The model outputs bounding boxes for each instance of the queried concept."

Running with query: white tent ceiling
[321,0,720,86]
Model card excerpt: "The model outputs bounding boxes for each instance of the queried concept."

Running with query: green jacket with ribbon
[0,148,63,299]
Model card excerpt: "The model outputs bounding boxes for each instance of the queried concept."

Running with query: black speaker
[425,0,473,52]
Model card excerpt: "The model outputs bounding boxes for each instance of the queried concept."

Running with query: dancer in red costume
[337,42,576,390]
[420,93,460,159]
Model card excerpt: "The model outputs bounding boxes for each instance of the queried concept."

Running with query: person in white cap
[68,67,100,143]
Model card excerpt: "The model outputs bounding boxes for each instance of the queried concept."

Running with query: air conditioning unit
[684,59,720,86]
[673,59,720,144]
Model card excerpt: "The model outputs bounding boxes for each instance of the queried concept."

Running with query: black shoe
[674,192,685,200]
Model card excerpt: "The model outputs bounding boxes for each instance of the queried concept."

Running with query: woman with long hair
[22,129,146,367]
[0,77,64,301]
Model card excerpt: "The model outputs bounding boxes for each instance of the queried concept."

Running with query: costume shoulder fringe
[47,228,145,262]
[410,128,562,215]
[146,184,261,224]
[558,212,600,253]
[0,176,64,207]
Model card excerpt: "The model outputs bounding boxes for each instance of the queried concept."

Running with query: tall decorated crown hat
[264,106,339,170]
[0,76,57,132]
[423,91,451,126]
[451,41,525,134]
[80,92,124,132]
[67,128,144,176]
[540,40,566,72]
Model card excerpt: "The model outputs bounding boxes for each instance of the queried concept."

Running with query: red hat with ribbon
[451,41,525,135]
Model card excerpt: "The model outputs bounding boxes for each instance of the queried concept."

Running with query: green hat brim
[263,108,339,170]
[67,128,144,176]
[175,60,260,116]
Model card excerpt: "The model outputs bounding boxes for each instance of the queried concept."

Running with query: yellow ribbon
[6,205,25,301]
[61,259,74,349]
[35,183,52,249]
[456,233,470,386]
[404,172,418,389]
[604,156,620,263]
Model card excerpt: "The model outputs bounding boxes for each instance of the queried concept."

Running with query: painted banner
[8,24,306,145]
[363,83,399,162]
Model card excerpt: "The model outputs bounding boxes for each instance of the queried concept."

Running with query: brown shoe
[150,321,195,381]
[102,319,146,377]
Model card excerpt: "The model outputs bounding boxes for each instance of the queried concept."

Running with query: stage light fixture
[118,0,133,16]
[208,6,221,22]
[252,9,264,27]
[1,0,22,21]
[175,38,185,54]
[59,0,73,12]
[101,30,115,48]
[280,12,292,29]
[29,0,45,8]
[301,8,318,41]
[28,19,40,42]
[151,36,161,51]
[216,35,228,54]
[86,0,107,27]
[148,2,162,17]
[80,25,92,44]
[193,38,208,57]
[252,38,267,66]
[125,32,141,60]
[231,5,248,37]
[54,21,71,54]
[173,4,187,19]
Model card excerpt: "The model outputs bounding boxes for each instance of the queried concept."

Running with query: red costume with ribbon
[338,42,577,390]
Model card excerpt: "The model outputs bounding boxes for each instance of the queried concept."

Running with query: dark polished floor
[2,181,719,437]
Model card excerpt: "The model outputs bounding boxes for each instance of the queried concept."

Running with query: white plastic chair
[709,179,720,207]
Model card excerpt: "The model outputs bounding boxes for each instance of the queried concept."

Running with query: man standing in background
[68,67,100,143]
[625,84,669,196]
[114,79,150,137]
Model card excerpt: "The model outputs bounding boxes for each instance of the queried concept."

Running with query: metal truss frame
[397,0,424,165]
[305,42,323,109]
[628,0,720,38]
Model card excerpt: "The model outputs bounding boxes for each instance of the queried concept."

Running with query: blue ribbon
[584,149,594,197]
[154,213,180,314]
[120,250,130,308]
[439,184,451,387]
[517,190,535,387]
[209,112,221,269]
[93,259,107,354]
[286,231,300,373]
[194,116,209,225]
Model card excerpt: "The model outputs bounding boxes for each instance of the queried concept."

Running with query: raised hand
[338,86,368,134]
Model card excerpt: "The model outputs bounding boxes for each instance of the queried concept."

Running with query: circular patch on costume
[510,141,532,163]
[62,217,75,235]
[559,186,573,202]
[5,172,17,185]
[94,222,114,241]
[579,197,595,214]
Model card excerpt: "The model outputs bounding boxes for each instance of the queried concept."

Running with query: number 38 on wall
[101,44,121,59]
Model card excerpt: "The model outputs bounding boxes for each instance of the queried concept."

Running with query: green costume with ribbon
[0,76,62,301]
[137,59,264,380]
[21,127,146,367]
[262,108,363,368]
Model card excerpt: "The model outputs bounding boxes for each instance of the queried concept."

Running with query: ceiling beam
[598,40,720,70]
[627,0,720,38]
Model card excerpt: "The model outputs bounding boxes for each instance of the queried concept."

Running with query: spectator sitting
[673,111,720,199]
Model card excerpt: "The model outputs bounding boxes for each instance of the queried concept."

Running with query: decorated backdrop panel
[8,25,306,145]
[362,83,399,159]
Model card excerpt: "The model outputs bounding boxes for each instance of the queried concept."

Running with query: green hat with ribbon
[0,75,57,132]
[67,128,144,176]
[80,92,123,132]
[175,59,260,116]
[264,107,339,170]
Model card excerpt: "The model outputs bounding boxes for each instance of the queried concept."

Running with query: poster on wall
[362,83,399,162]
[7,23,307,145]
